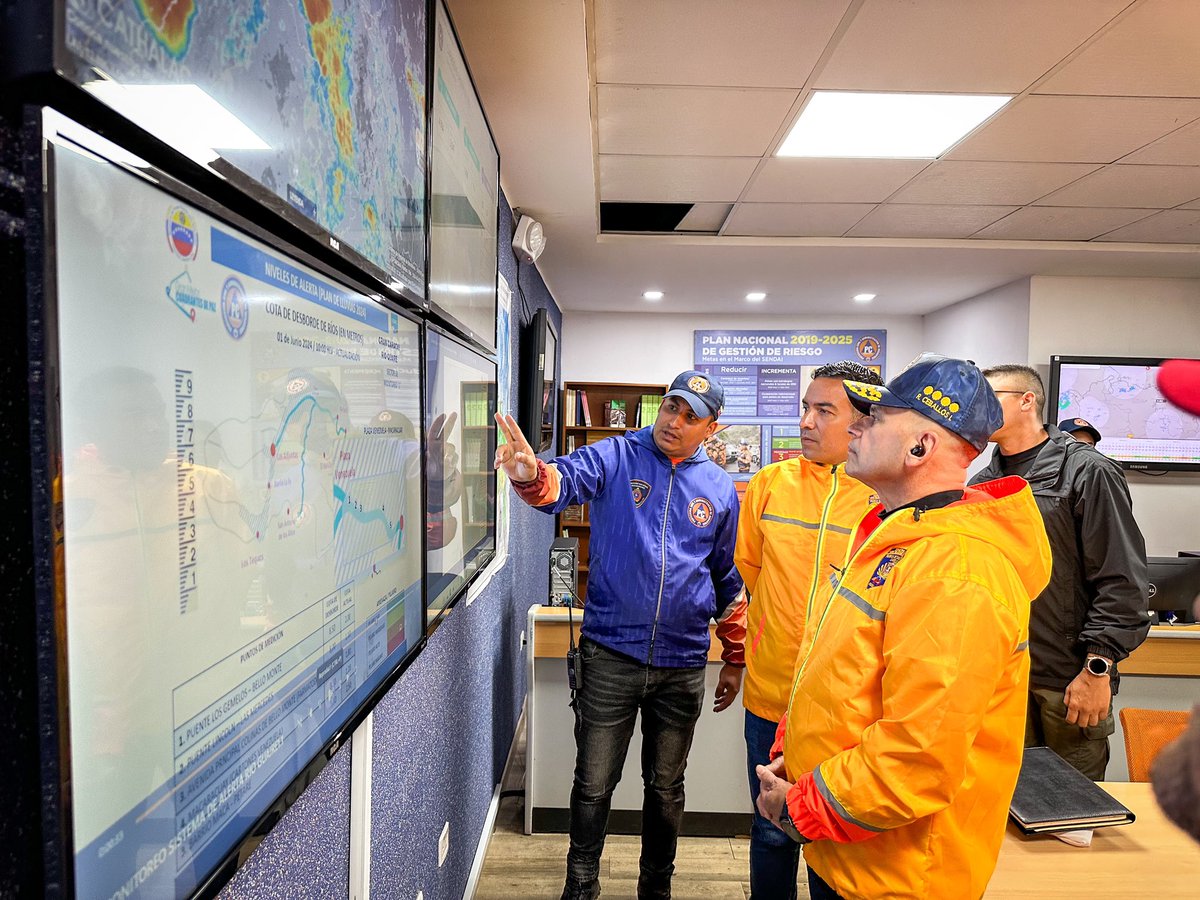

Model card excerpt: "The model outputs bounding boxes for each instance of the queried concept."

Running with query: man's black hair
[811,361,884,386]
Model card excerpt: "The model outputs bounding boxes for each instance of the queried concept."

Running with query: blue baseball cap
[843,354,1003,451]
[664,370,724,419]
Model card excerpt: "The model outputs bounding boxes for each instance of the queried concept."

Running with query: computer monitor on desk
[1146,556,1200,622]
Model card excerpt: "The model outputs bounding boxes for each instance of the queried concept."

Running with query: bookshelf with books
[558,380,666,601]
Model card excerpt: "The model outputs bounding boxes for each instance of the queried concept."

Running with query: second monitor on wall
[519,307,558,454]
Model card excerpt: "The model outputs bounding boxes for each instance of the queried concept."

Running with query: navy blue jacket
[542,427,742,667]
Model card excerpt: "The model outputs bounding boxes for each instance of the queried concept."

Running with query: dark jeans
[745,710,800,899]
[1026,686,1114,780]
[807,868,845,900]
[565,637,707,898]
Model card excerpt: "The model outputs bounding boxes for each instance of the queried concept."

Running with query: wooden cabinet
[558,381,666,602]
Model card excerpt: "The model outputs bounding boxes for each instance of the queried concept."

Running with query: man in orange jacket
[756,355,1052,900]
[734,361,883,900]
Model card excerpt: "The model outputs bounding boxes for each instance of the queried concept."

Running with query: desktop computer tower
[549,537,579,606]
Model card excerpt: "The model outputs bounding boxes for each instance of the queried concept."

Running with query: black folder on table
[1008,747,1135,834]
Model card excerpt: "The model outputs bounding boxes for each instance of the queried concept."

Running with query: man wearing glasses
[971,364,1150,779]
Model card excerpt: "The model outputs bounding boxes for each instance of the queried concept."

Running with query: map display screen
[1052,357,1200,470]
[425,328,497,621]
[49,120,424,898]
[428,0,499,348]
[61,0,428,298]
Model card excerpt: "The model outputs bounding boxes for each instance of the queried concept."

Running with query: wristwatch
[777,800,809,845]
[1085,654,1113,677]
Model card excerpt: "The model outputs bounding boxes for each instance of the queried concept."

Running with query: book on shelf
[579,390,593,426]
[604,399,627,428]
[565,388,577,426]
[561,504,584,523]
[1008,746,1135,834]
[637,393,662,427]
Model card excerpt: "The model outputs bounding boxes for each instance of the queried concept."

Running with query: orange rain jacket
[735,458,876,722]
[774,476,1052,900]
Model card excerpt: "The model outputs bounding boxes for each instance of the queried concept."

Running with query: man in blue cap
[1058,417,1102,447]
[495,369,745,900]
[755,354,1051,900]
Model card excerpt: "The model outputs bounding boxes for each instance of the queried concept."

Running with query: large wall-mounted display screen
[428,0,500,349]
[1050,355,1200,472]
[60,0,428,300]
[425,327,497,623]
[46,114,424,898]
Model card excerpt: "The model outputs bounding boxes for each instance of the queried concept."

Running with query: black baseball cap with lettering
[843,353,1003,452]
[664,370,724,419]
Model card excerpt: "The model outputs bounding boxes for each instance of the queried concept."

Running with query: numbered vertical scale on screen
[176,369,198,615]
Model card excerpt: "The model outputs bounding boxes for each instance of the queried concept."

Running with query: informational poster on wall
[694,329,886,479]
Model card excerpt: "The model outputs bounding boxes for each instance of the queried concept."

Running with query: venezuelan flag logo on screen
[166,206,199,260]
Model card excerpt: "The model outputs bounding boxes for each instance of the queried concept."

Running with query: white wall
[1029,275,1200,555]
[560,310,923,384]
[922,278,1031,369]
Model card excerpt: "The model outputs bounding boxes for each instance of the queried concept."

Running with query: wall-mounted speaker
[549,537,579,606]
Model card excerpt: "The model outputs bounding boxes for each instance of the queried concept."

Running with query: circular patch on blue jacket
[688,497,715,527]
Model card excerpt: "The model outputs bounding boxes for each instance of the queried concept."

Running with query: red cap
[1157,359,1200,416]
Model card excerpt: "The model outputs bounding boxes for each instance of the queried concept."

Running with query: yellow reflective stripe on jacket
[735,457,875,722]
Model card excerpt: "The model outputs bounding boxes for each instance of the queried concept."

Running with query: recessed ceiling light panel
[778,91,1011,159]
[746,292,766,302]
[853,293,876,303]
[642,290,664,301]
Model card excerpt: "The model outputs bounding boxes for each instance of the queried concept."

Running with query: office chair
[1119,707,1191,782]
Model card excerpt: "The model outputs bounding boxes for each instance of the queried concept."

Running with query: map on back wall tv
[61,0,429,299]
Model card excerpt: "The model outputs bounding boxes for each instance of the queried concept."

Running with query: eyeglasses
[991,390,1028,395]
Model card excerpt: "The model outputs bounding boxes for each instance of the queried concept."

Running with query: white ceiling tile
[599,155,760,202]
[742,158,929,203]
[1036,0,1200,97]
[889,161,1101,205]
[847,204,1018,238]
[947,96,1200,163]
[1034,164,1200,208]
[595,0,852,88]
[1094,209,1200,243]
[973,207,1155,241]
[724,203,875,237]
[1120,118,1200,165]
[598,85,799,156]
[676,203,734,232]
[814,0,1128,92]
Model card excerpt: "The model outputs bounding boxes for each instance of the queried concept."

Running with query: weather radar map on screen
[63,0,427,294]
[1055,360,1200,467]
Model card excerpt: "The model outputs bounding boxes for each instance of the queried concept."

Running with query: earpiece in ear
[910,445,926,457]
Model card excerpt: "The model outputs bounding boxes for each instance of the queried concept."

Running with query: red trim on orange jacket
[786,772,880,844]
[511,458,560,507]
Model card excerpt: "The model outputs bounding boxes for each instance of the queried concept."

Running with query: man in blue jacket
[495,370,745,900]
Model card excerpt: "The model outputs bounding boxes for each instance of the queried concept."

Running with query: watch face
[1087,657,1110,675]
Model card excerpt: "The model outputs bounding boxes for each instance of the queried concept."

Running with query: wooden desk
[986,782,1200,897]
[1122,625,1200,676]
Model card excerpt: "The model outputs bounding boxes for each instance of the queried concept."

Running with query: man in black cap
[1058,417,1102,447]
[495,369,745,900]
[972,364,1149,780]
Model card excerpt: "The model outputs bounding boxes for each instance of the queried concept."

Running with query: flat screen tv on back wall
[1048,355,1200,472]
